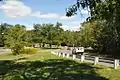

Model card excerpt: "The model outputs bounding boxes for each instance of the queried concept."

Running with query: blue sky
[0,0,88,31]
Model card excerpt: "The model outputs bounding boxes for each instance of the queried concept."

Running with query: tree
[42,24,55,48]
[33,23,63,48]
[53,22,64,47]
[32,24,43,47]
[61,30,73,47]
[4,24,26,55]
[25,30,33,47]
[66,0,120,56]
[0,23,12,47]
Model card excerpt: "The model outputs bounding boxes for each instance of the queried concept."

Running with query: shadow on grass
[0,59,108,80]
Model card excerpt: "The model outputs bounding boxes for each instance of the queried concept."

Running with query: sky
[0,0,89,31]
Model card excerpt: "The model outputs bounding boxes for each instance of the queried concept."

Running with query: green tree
[4,24,26,55]
[32,24,43,47]
[61,30,74,47]
[0,23,12,47]
[53,22,64,47]
[80,21,104,49]
[43,24,55,48]
[66,0,120,56]
[25,30,33,47]
[33,23,61,48]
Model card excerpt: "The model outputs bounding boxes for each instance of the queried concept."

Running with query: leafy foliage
[66,0,120,55]
[0,23,12,47]
[4,25,26,55]
[32,22,64,48]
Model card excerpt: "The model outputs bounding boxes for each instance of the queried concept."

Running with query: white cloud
[25,24,80,31]
[60,16,75,20]
[26,25,34,30]
[60,25,80,31]
[0,0,32,18]
[60,20,87,31]
[70,21,80,25]
[32,11,75,20]
[31,11,59,19]
[81,9,89,14]
[0,0,76,20]
[31,11,41,17]
[34,13,59,19]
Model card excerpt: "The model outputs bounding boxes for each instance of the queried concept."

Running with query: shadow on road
[0,59,108,80]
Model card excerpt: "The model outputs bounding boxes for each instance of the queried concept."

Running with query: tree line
[1,19,120,57]
[0,22,83,54]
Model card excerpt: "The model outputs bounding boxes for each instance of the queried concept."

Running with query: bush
[11,44,24,55]
[20,48,37,54]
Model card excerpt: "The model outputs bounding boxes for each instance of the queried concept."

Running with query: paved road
[0,49,11,54]
[59,50,72,54]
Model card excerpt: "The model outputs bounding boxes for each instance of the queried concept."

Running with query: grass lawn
[0,49,120,80]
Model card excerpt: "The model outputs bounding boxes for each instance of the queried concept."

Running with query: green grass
[0,49,120,80]
[0,49,60,61]
[0,53,18,60]
[96,67,120,80]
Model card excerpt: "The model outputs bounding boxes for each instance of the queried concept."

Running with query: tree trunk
[42,43,45,47]
[49,43,52,49]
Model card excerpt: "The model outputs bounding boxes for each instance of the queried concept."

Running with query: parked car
[72,47,84,55]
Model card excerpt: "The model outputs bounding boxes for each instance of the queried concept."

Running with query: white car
[72,47,84,54]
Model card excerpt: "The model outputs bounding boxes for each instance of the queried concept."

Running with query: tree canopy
[4,24,26,55]
[66,0,120,55]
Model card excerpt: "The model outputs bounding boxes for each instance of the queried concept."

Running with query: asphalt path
[0,49,11,54]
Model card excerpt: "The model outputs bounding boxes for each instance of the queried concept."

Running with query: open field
[0,49,120,80]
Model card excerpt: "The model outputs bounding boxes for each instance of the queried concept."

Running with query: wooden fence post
[117,60,119,67]
[63,53,65,57]
[73,54,76,60]
[94,57,99,65]
[114,59,119,69]
[58,52,61,57]
[66,53,69,58]
[81,55,85,62]
[56,52,58,55]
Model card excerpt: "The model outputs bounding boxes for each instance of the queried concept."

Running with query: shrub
[20,48,37,54]
[11,44,24,55]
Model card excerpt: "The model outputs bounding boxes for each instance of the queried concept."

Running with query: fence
[51,51,120,69]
